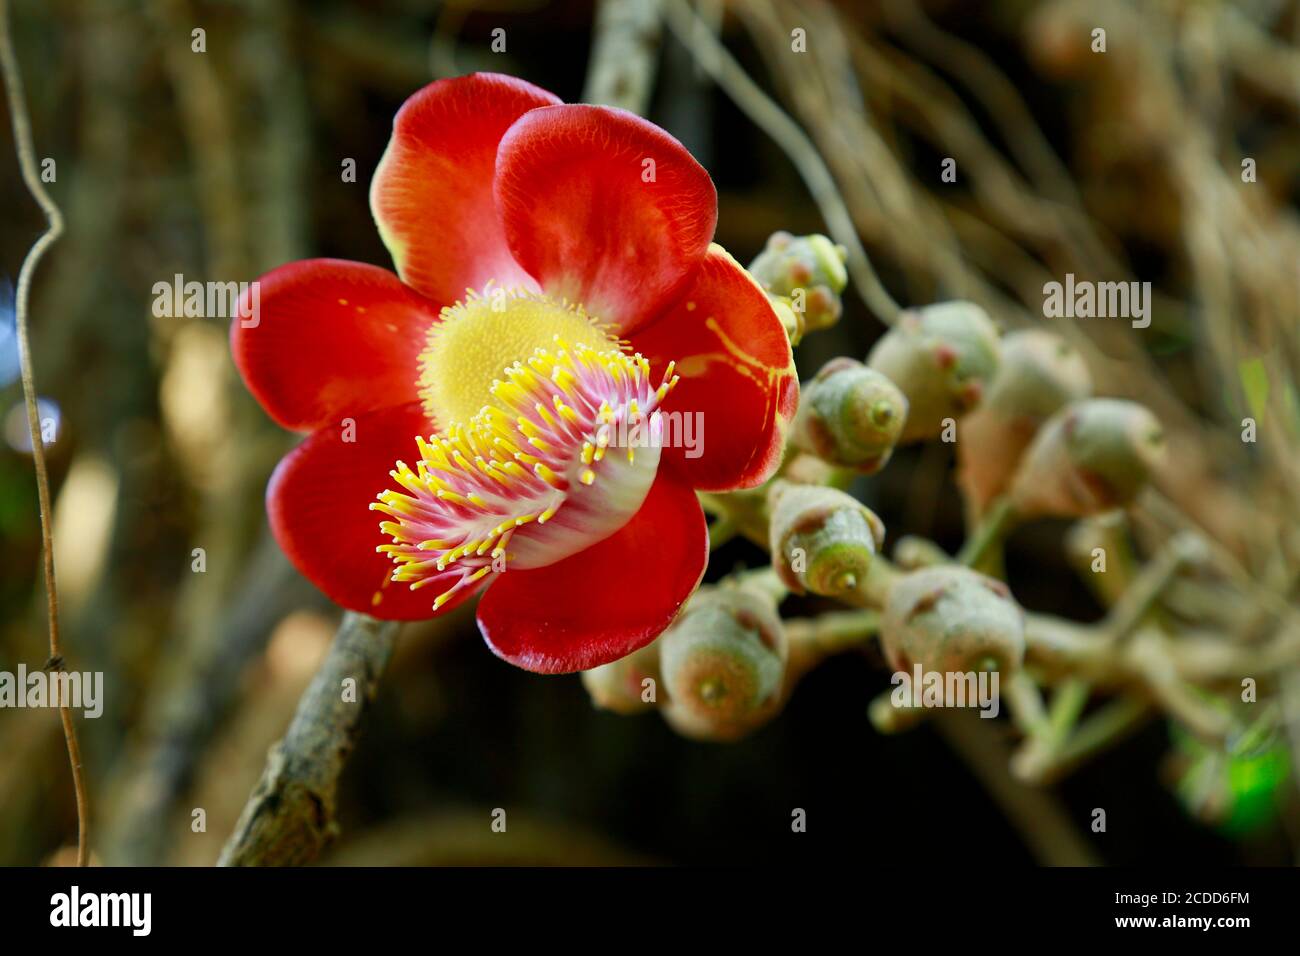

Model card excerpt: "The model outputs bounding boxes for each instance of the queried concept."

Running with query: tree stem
[218,612,398,866]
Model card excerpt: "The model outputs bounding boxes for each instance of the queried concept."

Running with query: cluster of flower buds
[880,566,1025,674]
[748,231,849,343]
[866,301,1001,442]
[580,641,663,715]
[658,582,788,742]
[1008,398,1165,519]
[791,358,909,474]
[957,330,1092,516]
[768,481,885,598]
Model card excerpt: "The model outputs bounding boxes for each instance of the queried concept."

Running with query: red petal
[494,104,717,335]
[370,73,560,305]
[267,402,478,621]
[633,245,798,491]
[476,468,707,673]
[231,259,438,432]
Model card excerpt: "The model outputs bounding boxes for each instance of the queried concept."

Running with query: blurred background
[2,0,1299,866]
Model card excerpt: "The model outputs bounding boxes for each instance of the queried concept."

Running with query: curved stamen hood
[372,288,679,610]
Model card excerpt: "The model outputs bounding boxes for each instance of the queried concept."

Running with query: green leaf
[1237,357,1269,425]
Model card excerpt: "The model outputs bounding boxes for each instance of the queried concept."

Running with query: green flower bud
[1009,398,1165,519]
[881,566,1025,674]
[749,232,848,334]
[659,585,788,741]
[768,481,885,597]
[792,358,908,473]
[580,640,662,715]
[866,301,1001,443]
[958,331,1092,513]
[768,293,804,345]
[984,330,1092,420]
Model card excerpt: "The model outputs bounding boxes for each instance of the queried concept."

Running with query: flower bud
[1008,398,1165,519]
[957,331,1091,513]
[866,301,1001,443]
[768,481,885,597]
[748,232,848,334]
[791,358,908,473]
[580,641,662,715]
[768,294,803,344]
[892,535,950,570]
[880,566,1025,674]
[781,452,840,486]
[658,585,788,742]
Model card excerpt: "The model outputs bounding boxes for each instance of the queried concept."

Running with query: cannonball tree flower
[231,73,797,673]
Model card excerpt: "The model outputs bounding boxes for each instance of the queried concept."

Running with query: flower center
[373,286,679,612]
[419,286,618,430]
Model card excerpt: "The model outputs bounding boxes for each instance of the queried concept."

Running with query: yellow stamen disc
[420,289,615,430]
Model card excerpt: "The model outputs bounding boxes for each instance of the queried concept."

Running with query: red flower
[231,73,797,673]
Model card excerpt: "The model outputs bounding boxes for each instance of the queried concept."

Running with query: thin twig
[784,609,877,678]
[955,496,1017,568]
[660,0,901,325]
[1102,531,1206,644]
[1011,696,1155,786]
[0,0,89,867]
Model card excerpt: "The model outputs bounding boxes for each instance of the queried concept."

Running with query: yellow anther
[535,402,558,428]
[552,366,578,391]
[534,463,564,488]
